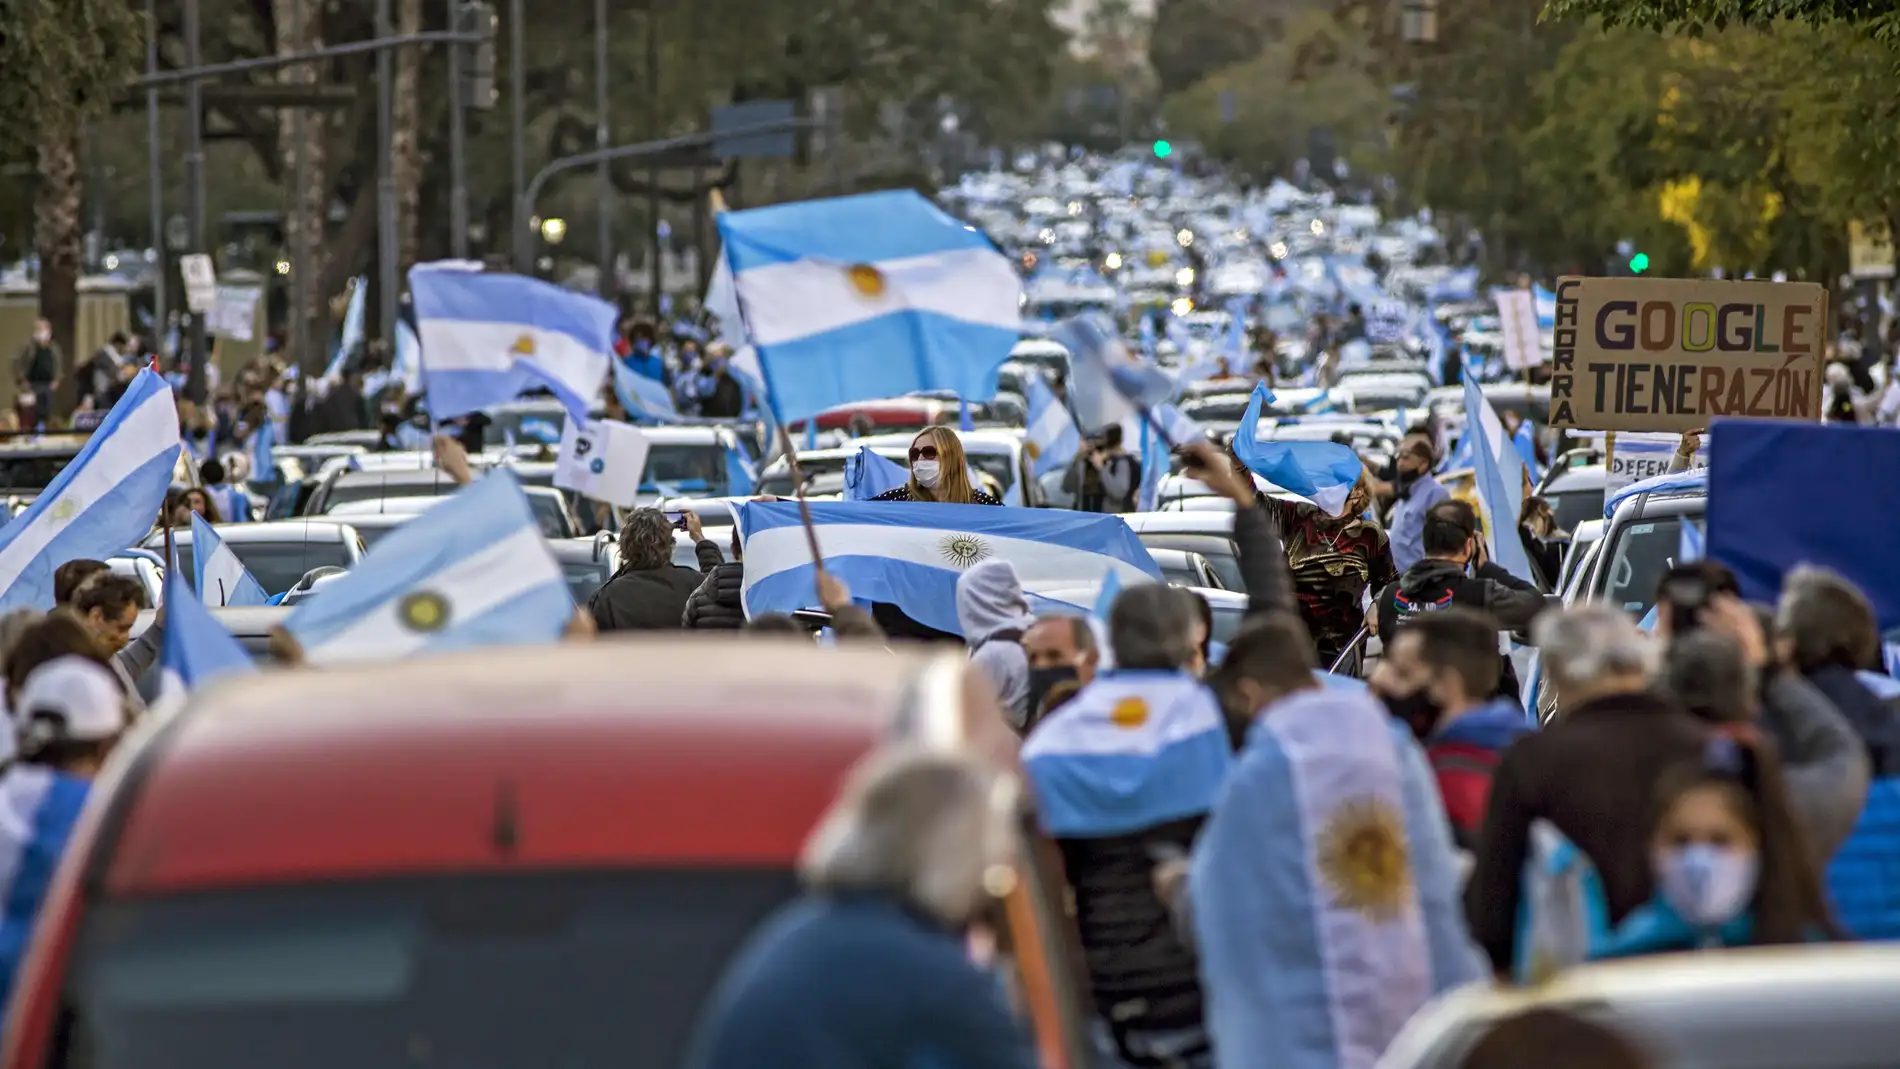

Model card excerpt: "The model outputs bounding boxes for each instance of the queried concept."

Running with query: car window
[1600,516,1684,616]
[1138,534,1243,593]
[643,445,730,495]
[171,542,355,600]
[563,560,611,604]
[1547,487,1606,534]
[0,453,79,495]
[59,871,799,1069]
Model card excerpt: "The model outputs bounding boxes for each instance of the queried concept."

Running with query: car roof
[1541,465,1607,493]
[142,520,358,546]
[131,605,288,641]
[101,641,962,896]
[636,425,730,445]
[851,430,1021,452]
[1121,511,1237,535]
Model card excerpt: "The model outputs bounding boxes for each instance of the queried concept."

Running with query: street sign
[1849,220,1895,280]
[711,100,796,160]
[180,254,218,314]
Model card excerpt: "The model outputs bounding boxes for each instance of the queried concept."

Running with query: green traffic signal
[1629,252,1650,273]
[1153,140,1173,159]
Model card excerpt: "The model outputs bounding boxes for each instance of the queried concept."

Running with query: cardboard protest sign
[1549,277,1826,433]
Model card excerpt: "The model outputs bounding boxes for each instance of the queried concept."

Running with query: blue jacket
[1593,898,1754,958]
[1386,474,1449,573]
[685,893,1037,1069]
[1829,777,1900,940]
[0,768,91,1013]
[620,349,670,386]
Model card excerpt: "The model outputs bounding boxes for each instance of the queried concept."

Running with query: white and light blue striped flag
[283,469,572,664]
[325,275,367,381]
[410,263,614,423]
[1091,569,1122,622]
[717,190,1022,426]
[843,446,908,501]
[1060,313,1176,434]
[1463,373,1538,584]
[739,500,1162,637]
[190,513,268,606]
[248,412,276,486]
[394,314,424,396]
[0,369,180,610]
[1024,371,1081,478]
[153,563,256,715]
[1678,519,1705,564]
[1231,383,1362,516]
[612,355,680,422]
[1022,671,1232,837]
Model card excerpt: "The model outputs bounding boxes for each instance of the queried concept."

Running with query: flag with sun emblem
[738,499,1161,637]
[410,262,615,423]
[1020,671,1231,838]
[282,469,572,664]
[1189,687,1484,1069]
[0,368,180,610]
[716,190,1022,426]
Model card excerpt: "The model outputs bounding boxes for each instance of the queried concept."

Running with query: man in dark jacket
[1465,605,1708,975]
[695,344,746,419]
[684,528,745,630]
[589,508,720,631]
[15,319,61,427]
[1376,498,1555,700]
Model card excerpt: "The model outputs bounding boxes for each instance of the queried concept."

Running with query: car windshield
[642,445,729,495]
[171,541,355,599]
[60,870,798,1069]
[1547,486,1607,534]
[324,492,570,540]
[482,408,569,447]
[1601,514,1687,616]
[0,452,79,495]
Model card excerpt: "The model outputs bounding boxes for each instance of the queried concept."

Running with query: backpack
[1513,819,1610,985]
[1426,740,1502,850]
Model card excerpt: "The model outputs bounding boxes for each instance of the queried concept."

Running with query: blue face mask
[1655,843,1757,928]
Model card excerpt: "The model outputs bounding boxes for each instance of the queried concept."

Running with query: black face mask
[1026,665,1079,720]
[1381,687,1444,742]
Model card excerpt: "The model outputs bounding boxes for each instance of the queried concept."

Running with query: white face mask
[912,459,942,489]
[32,330,50,344]
[1655,843,1758,928]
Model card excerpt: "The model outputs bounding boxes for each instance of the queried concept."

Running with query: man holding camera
[1063,424,1141,514]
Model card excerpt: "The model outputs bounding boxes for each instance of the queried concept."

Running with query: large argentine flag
[1023,371,1081,478]
[1060,313,1175,435]
[152,564,256,716]
[1232,383,1362,516]
[0,369,179,610]
[1021,670,1232,837]
[1462,374,1538,584]
[410,263,614,423]
[1190,688,1483,1069]
[716,190,1022,425]
[739,500,1162,636]
[189,513,268,606]
[283,470,572,664]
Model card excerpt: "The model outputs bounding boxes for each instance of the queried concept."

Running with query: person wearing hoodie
[0,657,128,1009]
[1371,607,1533,851]
[1375,498,1556,701]
[1776,564,1900,938]
[955,560,1036,733]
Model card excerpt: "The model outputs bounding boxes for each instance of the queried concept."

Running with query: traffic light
[458,0,499,110]
[1153,140,1173,159]
[1628,252,1650,274]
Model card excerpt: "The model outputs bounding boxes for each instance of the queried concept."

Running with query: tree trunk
[276,0,330,376]
[392,0,423,274]
[35,129,83,421]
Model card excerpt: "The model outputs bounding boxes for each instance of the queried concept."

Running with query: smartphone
[1661,575,1710,630]
[666,511,689,531]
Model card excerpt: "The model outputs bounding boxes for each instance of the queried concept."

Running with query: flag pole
[709,188,826,577]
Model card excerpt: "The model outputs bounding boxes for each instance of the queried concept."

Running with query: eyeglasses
[909,445,940,461]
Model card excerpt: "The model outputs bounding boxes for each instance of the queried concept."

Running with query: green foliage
[0,0,142,152]
[1148,0,1267,95]
[1542,0,1900,42]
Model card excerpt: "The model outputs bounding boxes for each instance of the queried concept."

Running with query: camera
[1659,575,1710,630]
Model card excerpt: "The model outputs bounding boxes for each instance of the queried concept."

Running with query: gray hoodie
[955,560,1036,732]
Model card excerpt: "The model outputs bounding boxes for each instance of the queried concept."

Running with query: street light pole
[144,0,166,342]
[448,1,469,258]
[376,0,398,343]
[594,0,612,299]
[645,3,660,306]
[183,0,208,404]
[509,0,525,267]
[289,0,311,376]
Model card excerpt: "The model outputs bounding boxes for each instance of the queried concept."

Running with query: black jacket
[700,372,745,419]
[590,539,721,631]
[684,561,746,630]
[1376,558,1554,698]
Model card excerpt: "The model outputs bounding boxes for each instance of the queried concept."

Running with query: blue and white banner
[1060,313,1175,434]
[326,275,367,381]
[843,446,908,501]
[717,190,1021,425]
[1462,374,1538,584]
[1092,569,1123,622]
[284,470,572,664]
[611,355,681,423]
[0,369,180,610]
[190,513,268,606]
[1231,383,1362,516]
[1021,670,1232,837]
[410,264,614,422]
[739,500,1162,636]
[1678,519,1705,564]
[1023,371,1081,479]
[153,562,257,716]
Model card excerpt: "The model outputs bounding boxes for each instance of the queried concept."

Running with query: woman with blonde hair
[870,426,1001,506]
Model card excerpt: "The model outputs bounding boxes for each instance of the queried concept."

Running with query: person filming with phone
[587,507,724,632]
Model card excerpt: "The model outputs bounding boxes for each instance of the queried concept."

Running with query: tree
[1148,0,1267,95]
[0,0,141,398]
[1543,0,1900,42]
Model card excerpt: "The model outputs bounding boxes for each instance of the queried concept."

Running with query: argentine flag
[717,190,1022,425]
[1021,671,1232,837]
[1023,372,1081,478]
[0,369,180,610]
[739,500,1162,637]
[410,263,614,423]
[1061,313,1175,434]
[612,355,680,423]
[283,470,572,664]
[1463,374,1538,584]
[1231,383,1362,516]
[843,446,908,502]
[189,513,269,606]
[153,564,256,716]
[325,275,367,381]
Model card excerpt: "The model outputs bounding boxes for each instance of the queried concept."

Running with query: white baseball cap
[16,657,126,743]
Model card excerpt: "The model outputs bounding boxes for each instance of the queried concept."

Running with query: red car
[782,399,956,435]
[2,640,1090,1069]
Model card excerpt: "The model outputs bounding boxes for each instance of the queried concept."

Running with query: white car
[140,520,364,600]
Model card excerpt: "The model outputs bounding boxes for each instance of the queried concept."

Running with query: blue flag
[154,561,257,714]
[1231,383,1362,516]
[842,446,908,501]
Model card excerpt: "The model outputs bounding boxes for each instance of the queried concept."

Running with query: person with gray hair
[685,746,1035,1069]
[586,507,721,631]
[1111,583,1207,676]
[1465,605,1711,976]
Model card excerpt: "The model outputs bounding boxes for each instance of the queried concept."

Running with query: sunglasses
[908,445,941,461]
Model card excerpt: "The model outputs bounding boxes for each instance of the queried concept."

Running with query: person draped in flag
[869,427,1000,506]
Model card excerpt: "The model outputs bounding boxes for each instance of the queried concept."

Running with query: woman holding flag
[870,427,1000,506]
